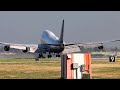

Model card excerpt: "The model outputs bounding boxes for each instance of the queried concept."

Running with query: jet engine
[22,47,30,53]
[4,45,10,51]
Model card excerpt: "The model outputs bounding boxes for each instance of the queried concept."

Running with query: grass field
[0,58,120,79]
[92,60,120,79]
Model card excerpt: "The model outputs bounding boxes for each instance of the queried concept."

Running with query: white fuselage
[41,30,60,45]
[38,30,64,53]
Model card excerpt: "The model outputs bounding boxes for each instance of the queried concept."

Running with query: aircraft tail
[59,19,64,44]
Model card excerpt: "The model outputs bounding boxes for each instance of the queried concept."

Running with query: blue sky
[0,11,120,47]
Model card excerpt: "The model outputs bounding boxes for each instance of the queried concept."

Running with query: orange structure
[61,53,92,79]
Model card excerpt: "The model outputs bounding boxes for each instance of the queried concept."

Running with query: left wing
[0,42,38,53]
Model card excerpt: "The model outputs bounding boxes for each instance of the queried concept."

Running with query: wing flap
[10,45,27,50]
[63,45,81,54]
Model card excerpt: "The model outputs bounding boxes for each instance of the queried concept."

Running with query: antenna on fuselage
[59,19,64,44]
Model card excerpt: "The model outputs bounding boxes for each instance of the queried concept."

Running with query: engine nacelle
[98,45,104,50]
[22,47,30,53]
[4,45,10,51]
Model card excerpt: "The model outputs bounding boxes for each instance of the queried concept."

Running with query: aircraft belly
[36,44,49,53]
[36,44,64,54]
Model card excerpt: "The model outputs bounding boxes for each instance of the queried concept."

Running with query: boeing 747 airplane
[0,20,120,61]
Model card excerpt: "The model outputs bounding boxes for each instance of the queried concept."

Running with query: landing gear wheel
[39,54,43,58]
[48,55,52,58]
[58,55,60,57]
[35,58,39,61]
[47,55,49,58]
[56,54,60,57]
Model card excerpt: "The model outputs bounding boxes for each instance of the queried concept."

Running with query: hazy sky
[0,11,120,47]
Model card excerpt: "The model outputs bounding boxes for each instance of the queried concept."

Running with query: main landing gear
[47,54,52,58]
[35,54,44,61]
[35,58,39,61]
[47,52,52,58]
[47,53,60,58]
[56,54,60,57]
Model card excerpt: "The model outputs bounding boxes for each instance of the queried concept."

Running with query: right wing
[64,39,120,46]
[0,42,38,53]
